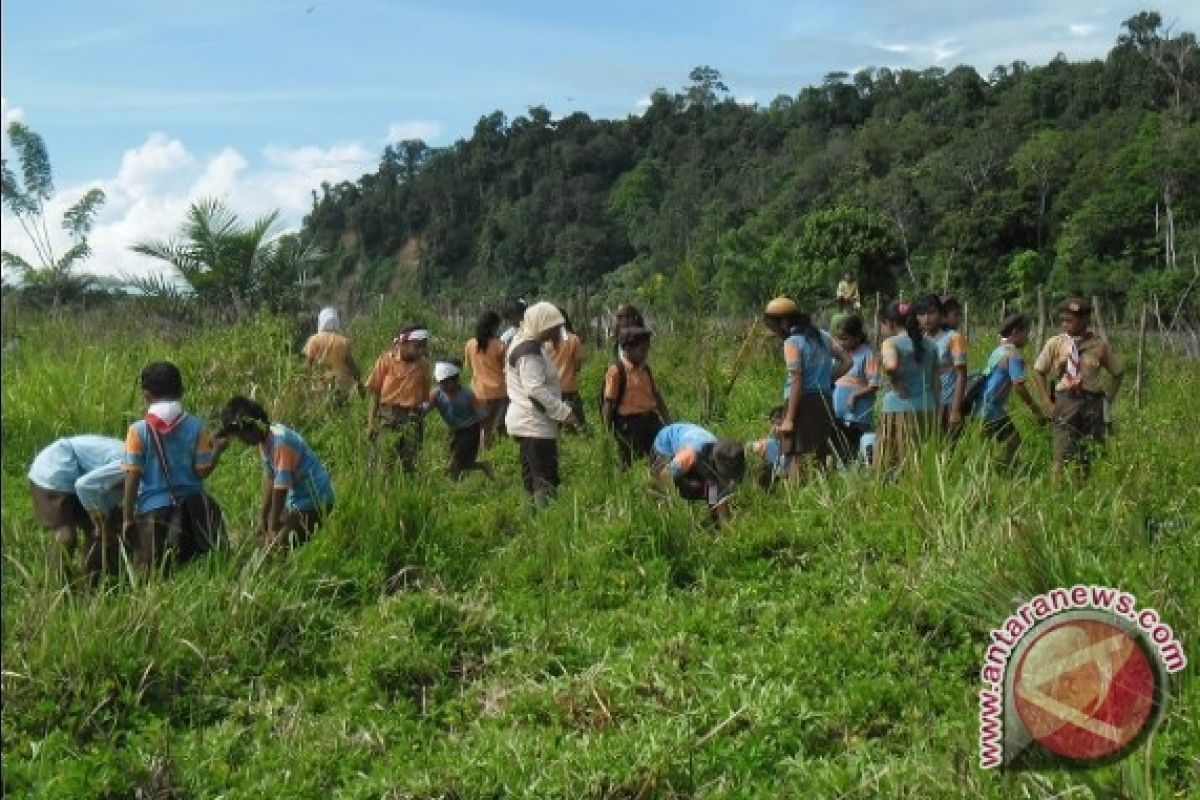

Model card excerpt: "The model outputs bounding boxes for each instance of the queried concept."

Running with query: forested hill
[300,12,1199,315]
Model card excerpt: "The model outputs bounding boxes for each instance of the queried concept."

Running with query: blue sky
[2,1,1196,277]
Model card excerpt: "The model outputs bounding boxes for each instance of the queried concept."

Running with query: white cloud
[386,120,441,143]
[1,131,377,280]
[1069,23,1097,38]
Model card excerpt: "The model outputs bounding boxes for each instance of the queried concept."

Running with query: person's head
[434,359,463,392]
[615,303,642,327]
[317,306,341,333]
[940,296,962,330]
[763,296,800,338]
[218,396,270,445]
[503,298,527,327]
[620,327,652,364]
[999,313,1031,348]
[1057,297,1091,336]
[880,300,926,361]
[913,293,943,335]
[475,310,502,345]
[522,301,566,344]
[393,324,430,361]
[834,315,868,350]
[709,438,747,488]
[843,271,853,282]
[140,361,184,402]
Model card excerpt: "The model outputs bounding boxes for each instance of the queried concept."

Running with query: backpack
[597,360,656,426]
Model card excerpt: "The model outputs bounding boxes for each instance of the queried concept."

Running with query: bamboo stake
[962,299,971,343]
[999,298,1007,327]
[1135,304,1148,409]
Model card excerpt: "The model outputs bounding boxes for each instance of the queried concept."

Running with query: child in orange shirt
[602,327,670,468]
[366,324,432,474]
[547,306,586,427]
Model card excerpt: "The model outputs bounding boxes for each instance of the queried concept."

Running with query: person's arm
[121,472,140,533]
[602,365,619,429]
[949,364,968,425]
[267,487,287,536]
[1008,354,1048,423]
[779,339,803,432]
[121,427,144,534]
[75,461,125,516]
[257,472,273,535]
[519,355,574,424]
[365,358,383,433]
[195,431,228,479]
[880,339,906,397]
[831,342,853,382]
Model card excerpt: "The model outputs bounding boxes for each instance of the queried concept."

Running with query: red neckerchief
[145,409,185,434]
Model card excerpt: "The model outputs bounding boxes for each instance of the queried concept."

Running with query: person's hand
[777,418,794,435]
[949,409,963,429]
[212,435,231,454]
[563,412,582,431]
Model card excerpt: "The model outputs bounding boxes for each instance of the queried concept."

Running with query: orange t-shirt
[546,333,585,393]
[464,338,506,401]
[303,331,357,388]
[366,353,430,408]
[603,357,657,416]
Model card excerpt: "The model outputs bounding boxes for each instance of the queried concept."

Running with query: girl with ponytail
[876,299,941,468]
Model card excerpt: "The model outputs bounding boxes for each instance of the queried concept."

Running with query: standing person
[940,296,964,332]
[464,310,508,448]
[977,315,1050,465]
[602,327,671,468]
[122,362,227,571]
[762,297,851,476]
[423,359,495,480]
[504,302,582,505]
[1033,297,1124,482]
[302,306,363,401]
[836,272,861,311]
[917,294,968,435]
[650,423,746,523]
[218,397,335,550]
[499,299,527,349]
[831,315,880,465]
[28,435,126,581]
[547,305,587,426]
[366,324,432,475]
[875,301,941,469]
[612,303,645,358]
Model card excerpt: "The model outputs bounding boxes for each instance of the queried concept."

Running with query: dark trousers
[449,422,482,476]
[133,493,225,571]
[265,506,326,550]
[1052,392,1106,470]
[515,436,559,505]
[613,412,662,468]
[833,420,868,465]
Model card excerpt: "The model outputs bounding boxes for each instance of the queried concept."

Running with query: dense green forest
[301,12,1199,316]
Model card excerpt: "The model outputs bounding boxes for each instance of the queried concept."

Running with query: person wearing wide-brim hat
[649,422,746,523]
[1032,297,1123,483]
[504,302,583,505]
[762,296,851,477]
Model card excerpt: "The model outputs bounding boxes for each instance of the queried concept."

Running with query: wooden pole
[1036,285,1046,352]
[962,299,971,343]
[999,298,1007,327]
[1134,304,1148,409]
[1091,295,1108,340]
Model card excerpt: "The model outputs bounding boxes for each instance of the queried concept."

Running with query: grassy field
[1,302,1197,798]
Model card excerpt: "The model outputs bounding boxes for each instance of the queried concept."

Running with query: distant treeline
[300,12,1199,318]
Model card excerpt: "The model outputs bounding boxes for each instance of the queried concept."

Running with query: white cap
[434,361,460,382]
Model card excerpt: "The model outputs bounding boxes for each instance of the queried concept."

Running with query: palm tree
[130,198,324,316]
[1,121,107,307]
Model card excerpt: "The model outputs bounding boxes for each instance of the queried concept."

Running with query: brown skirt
[874,409,938,469]
[783,392,836,462]
[30,482,92,530]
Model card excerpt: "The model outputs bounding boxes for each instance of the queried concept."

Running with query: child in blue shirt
[219,396,334,550]
[423,359,495,480]
[122,362,227,570]
[977,314,1050,464]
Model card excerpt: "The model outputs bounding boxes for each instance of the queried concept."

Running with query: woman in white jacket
[504,302,582,504]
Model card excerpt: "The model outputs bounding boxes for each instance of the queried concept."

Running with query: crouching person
[424,360,495,481]
[28,435,126,582]
[650,423,746,523]
[122,362,227,571]
[219,396,335,550]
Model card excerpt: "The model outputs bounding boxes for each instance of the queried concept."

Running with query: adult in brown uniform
[1033,297,1124,482]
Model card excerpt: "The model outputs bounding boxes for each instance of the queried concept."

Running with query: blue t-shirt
[978,343,1026,423]
[832,344,879,428]
[782,329,835,399]
[124,415,212,514]
[653,423,717,478]
[880,334,939,414]
[431,386,480,430]
[261,424,334,511]
[934,328,969,407]
[28,435,125,512]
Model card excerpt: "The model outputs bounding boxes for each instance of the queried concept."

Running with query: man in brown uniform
[1033,297,1123,482]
